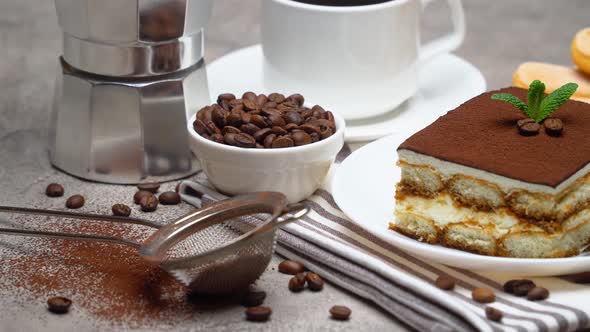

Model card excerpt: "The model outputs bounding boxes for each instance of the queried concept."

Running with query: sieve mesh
[162,213,277,294]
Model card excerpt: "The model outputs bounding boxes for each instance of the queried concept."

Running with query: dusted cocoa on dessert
[398,87,590,187]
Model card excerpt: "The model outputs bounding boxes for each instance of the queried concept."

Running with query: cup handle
[418,0,466,64]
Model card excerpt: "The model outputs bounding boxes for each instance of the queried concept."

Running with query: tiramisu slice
[392,84,590,258]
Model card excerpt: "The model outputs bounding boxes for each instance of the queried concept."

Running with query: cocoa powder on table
[0,216,199,327]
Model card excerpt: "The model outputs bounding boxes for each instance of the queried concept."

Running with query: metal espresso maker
[50,0,213,183]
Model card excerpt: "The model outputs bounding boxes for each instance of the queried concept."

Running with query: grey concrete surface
[0,0,589,331]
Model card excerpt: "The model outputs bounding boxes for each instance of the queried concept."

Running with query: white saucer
[207,45,487,142]
[332,133,590,276]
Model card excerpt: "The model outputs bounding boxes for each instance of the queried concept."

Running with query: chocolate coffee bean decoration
[306,272,324,291]
[278,260,305,275]
[435,276,456,290]
[288,275,305,292]
[527,287,549,301]
[544,118,563,136]
[518,122,540,136]
[472,288,495,303]
[485,307,502,322]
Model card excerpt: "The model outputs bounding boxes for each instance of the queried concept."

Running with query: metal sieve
[0,192,308,294]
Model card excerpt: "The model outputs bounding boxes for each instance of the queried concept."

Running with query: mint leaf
[527,80,545,121]
[538,83,578,122]
[491,93,531,118]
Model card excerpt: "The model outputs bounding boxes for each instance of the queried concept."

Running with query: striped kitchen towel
[180,146,590,332]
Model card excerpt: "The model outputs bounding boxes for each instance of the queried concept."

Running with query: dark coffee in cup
[292,0,393,6]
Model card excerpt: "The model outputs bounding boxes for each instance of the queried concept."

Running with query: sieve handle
[0,205,161,228]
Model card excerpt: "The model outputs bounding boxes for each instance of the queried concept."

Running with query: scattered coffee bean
[504,279,536,296]
[485,306,503,322]
[306,272,324,291]
[133,190,153,204]
[139,194,158,212]
[245,306,272,322]
[329,305,351,321]
[544,118,564,136]
[472,288,495,303]
[241,287,267,307]
[289,275,306,292]
[527,287,549,301]
[65,195,85,209]
[518,122,540,136]
[159,191,181,205]
[137,182,160,193]
[45,183,64,197]
[278,260,305,275]
[111,204,131,217]
[193,92,337,149]
[47,297,72,314]
[435,276,456,290]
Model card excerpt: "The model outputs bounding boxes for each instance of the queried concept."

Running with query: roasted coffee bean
[504,279,536,296]
[312,118,336,131]
[226,113,243,127]
[263,101,278,109]
[112,204,131,217]
[47,297,72,314]
[472,288,495,303]
[485,306,502,322]
[263,134,277,148]
[544,118,563,136]
[288,275,306,292]
[310,132,320,143]
[253,128,273,143]
[266,114,286,127]
[256,143,265,149]
[270,126,288,135]
[196,106,209,121]
[240,124,261,136]
[294,272,306,284]
[292,131,312,146]
[222,126,241,135]
[229,98,244,109]
[329,305,351,321]
[250,114,268,128]
[46,183,64,197]
[193,119,208,135]
[243,99,259,112]
[209,133,225,144]
[516,118,535,128]
[234,133,257,148]
[241,112,252,124]
[159,191,181,205]
[211,107,227,128]
[224,133,238,146]
[140,194,158,212]
[219,99,231,111]
[284,123,299,131]
[65,195,85,209]
[287,93,304,107]
[205,121,221,135]
[268,93,286,103]
[311,105,325,113]
[256,94,268,107]
[320,127,333,140]
[137,182,160,193]
[217,93,235,105]
[325,111,335,122]
[285,111,303,125]
[242,91,257,103]
[245,306,272,322]
[134,190,153,204]
[241,287,267,307]
[278,260,305,275]
[519,122,540,136]
[527,287,549,301]
[271,136,294,148]
[301,108,314,119]
[300,123,321,135]
[435,276,455,290]
[306,272,324,291]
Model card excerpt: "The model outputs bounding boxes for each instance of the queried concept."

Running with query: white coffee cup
[261,0,465,120]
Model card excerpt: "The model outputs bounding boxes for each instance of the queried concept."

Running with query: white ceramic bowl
[187,112,345,203]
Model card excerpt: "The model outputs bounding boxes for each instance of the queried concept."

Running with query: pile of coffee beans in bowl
[193,92,337,149]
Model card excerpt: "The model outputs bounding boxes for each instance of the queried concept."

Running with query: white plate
[332,134,590,276]
[207,45,487,143]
